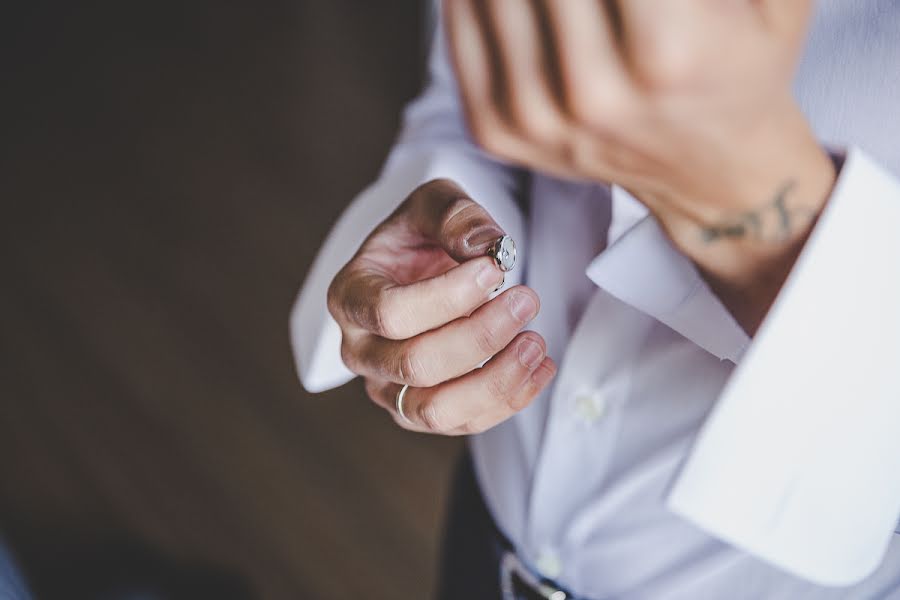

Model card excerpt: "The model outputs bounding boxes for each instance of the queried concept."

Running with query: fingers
[328,178,511,339]
[444,0,585,179]
[404,179,506,261]
[363,178,506,261]
[368,331,558,435]
[484,0,565,142]
[542,0,630,125]
[537,0,635,181]
[330,255,504,340]
[444,0,509,145]
[343,285,540,387]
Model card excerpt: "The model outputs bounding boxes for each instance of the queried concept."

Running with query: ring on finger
[395,384,414,425]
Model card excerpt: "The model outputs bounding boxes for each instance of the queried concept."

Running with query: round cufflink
[488,235,517,272]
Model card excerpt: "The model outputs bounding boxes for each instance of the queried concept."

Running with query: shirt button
[535,547,563,580]
[574,388,607,424]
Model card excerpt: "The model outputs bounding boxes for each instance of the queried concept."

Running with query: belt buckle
[499,551,568,600]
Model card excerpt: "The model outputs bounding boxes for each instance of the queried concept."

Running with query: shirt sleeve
[290,12,526,393]
[667,148,900,586]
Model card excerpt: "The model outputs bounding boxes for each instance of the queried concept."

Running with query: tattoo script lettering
[700,180,816,244]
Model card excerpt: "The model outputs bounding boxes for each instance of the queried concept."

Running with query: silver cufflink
[487,235,516,293]
[488,235,517,272]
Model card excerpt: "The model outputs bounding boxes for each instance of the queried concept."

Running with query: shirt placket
[522,290,654,588]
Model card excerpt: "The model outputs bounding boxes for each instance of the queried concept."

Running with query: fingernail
[508,291,537,322]
[518,339,544,370]
[476,261,503,291]
[466,227,504,252]
[531,361,556,388]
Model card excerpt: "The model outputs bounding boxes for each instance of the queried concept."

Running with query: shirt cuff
[290,144,525,392]
[666,148,900,586]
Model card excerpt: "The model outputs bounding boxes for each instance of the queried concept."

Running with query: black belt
[490,519,580,600]
[439,451,588,600]
[497,547,576,600]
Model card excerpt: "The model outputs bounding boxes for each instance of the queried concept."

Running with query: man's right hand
[327,178,556,435]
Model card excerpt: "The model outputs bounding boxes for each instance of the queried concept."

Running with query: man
[293,1,900,597]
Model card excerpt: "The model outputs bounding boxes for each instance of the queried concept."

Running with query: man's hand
[328,179,556,434]
[445,0,837,332]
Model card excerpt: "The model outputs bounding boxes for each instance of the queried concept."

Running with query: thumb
[406,178,507,263]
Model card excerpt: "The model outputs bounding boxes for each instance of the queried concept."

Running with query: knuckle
[396,348,416,383]
[397,343,434,387]
[326,270,347,322]
[510,97,562,146]
[336,268,391,335]
[634,41,697,92]
[339,337,358,373]
[415,400,444,433]
[472,319,504,356]
[371,288,405,339]
[570,85,629,132]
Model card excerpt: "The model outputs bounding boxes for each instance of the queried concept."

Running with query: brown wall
[1,2,461,598]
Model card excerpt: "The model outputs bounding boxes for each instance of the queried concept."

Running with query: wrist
[657,105,837,331]
[672,109,834,269]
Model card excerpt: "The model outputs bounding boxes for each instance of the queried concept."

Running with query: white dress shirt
[291,2,900,597]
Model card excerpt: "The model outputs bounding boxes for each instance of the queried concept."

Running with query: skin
[328,179,556,434]
[330,1,837,434]
[445,0,836,332]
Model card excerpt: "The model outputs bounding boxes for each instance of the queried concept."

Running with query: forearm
[651,105,837,334]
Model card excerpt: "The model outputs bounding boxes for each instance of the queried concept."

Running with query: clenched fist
[327,179,557,434]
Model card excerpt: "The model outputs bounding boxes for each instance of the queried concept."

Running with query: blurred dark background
[1,2,462,598]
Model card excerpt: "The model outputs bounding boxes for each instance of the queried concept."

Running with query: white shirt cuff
[667,148,900,585]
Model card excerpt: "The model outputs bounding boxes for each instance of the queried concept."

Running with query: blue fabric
[0,540,32,600]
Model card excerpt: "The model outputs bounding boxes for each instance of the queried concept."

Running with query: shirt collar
[586,187,750,363]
